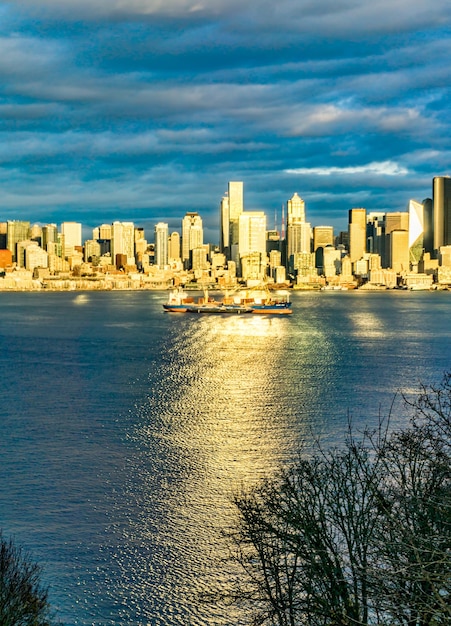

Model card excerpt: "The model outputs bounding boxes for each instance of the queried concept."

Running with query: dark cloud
[0,0,449,237]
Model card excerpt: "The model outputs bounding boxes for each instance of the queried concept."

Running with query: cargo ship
[163,288,292,315]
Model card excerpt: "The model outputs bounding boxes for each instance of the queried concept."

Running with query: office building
[433,176,451,251]
[385,212,409,235]
[168,232,181,262]
[25,244,49,271]
[154,222,169,269]
[286,193,309,270]
[238,211,267,280]
[348,208,366,263]
[7,221,30,262]
[84,240,101,262]
[313,226,334,251]
[182,212,203,268]
[389,230,410,274]
[61,222,82,249]
[42,224,58,252]
[287,193,306,223]
[111,221,135,266]
[219,192,229,256]
[221,181,244,262]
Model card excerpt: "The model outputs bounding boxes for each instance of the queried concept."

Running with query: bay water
[0,290,450,625]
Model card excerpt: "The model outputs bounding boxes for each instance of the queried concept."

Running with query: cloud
[0,0,449,234]
[285,161,410,177]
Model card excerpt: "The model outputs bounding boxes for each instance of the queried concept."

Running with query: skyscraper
[168,232,181,262]
[287,193,310,272]
[154,223,169,269]
[227,181,244,257]
[238,211,267,280]
[313,226,334,251]
[348,208,366,263]
[182,212,203,268]
[228,181,244,224]
[7,221,30,262]
[408,200,425,266]
[287,193,306,224]
[219,192,229,256]
[42,224,58,252]
[61,222,82,248]
[433,176,451,251]
[111,221,135,266]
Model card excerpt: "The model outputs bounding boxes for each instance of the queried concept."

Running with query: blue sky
[1,0,450,242]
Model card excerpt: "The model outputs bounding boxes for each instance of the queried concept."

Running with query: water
[0,290,450,625]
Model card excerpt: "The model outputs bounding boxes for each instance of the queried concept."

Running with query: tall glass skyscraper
[433,176,451,251]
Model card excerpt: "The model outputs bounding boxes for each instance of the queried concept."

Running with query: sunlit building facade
[348,208,366,263]
[154,222,169,269]
[7,220,30,262]
[408,200,425,267]
[111,221,135,266]
[313,226,334,251]
[182,212,203,268]
[168,232,181,263]
[61,222,82,249]
[238,211,267,280]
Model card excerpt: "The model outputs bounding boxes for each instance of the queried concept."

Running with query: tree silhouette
[230,375,451,626]
[0,531,54,626]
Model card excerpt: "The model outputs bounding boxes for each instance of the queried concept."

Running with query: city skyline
[0,2,450,237]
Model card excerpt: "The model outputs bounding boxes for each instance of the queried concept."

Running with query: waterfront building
[111,222,135,267]
[7,220,30,262]
[433,176,451,252]
[348,208,366,264]
[313,226,334,251]
[182,212,203,269]
[154,222,169,269]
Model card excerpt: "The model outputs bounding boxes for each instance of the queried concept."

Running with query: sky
[1,0,450,242]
